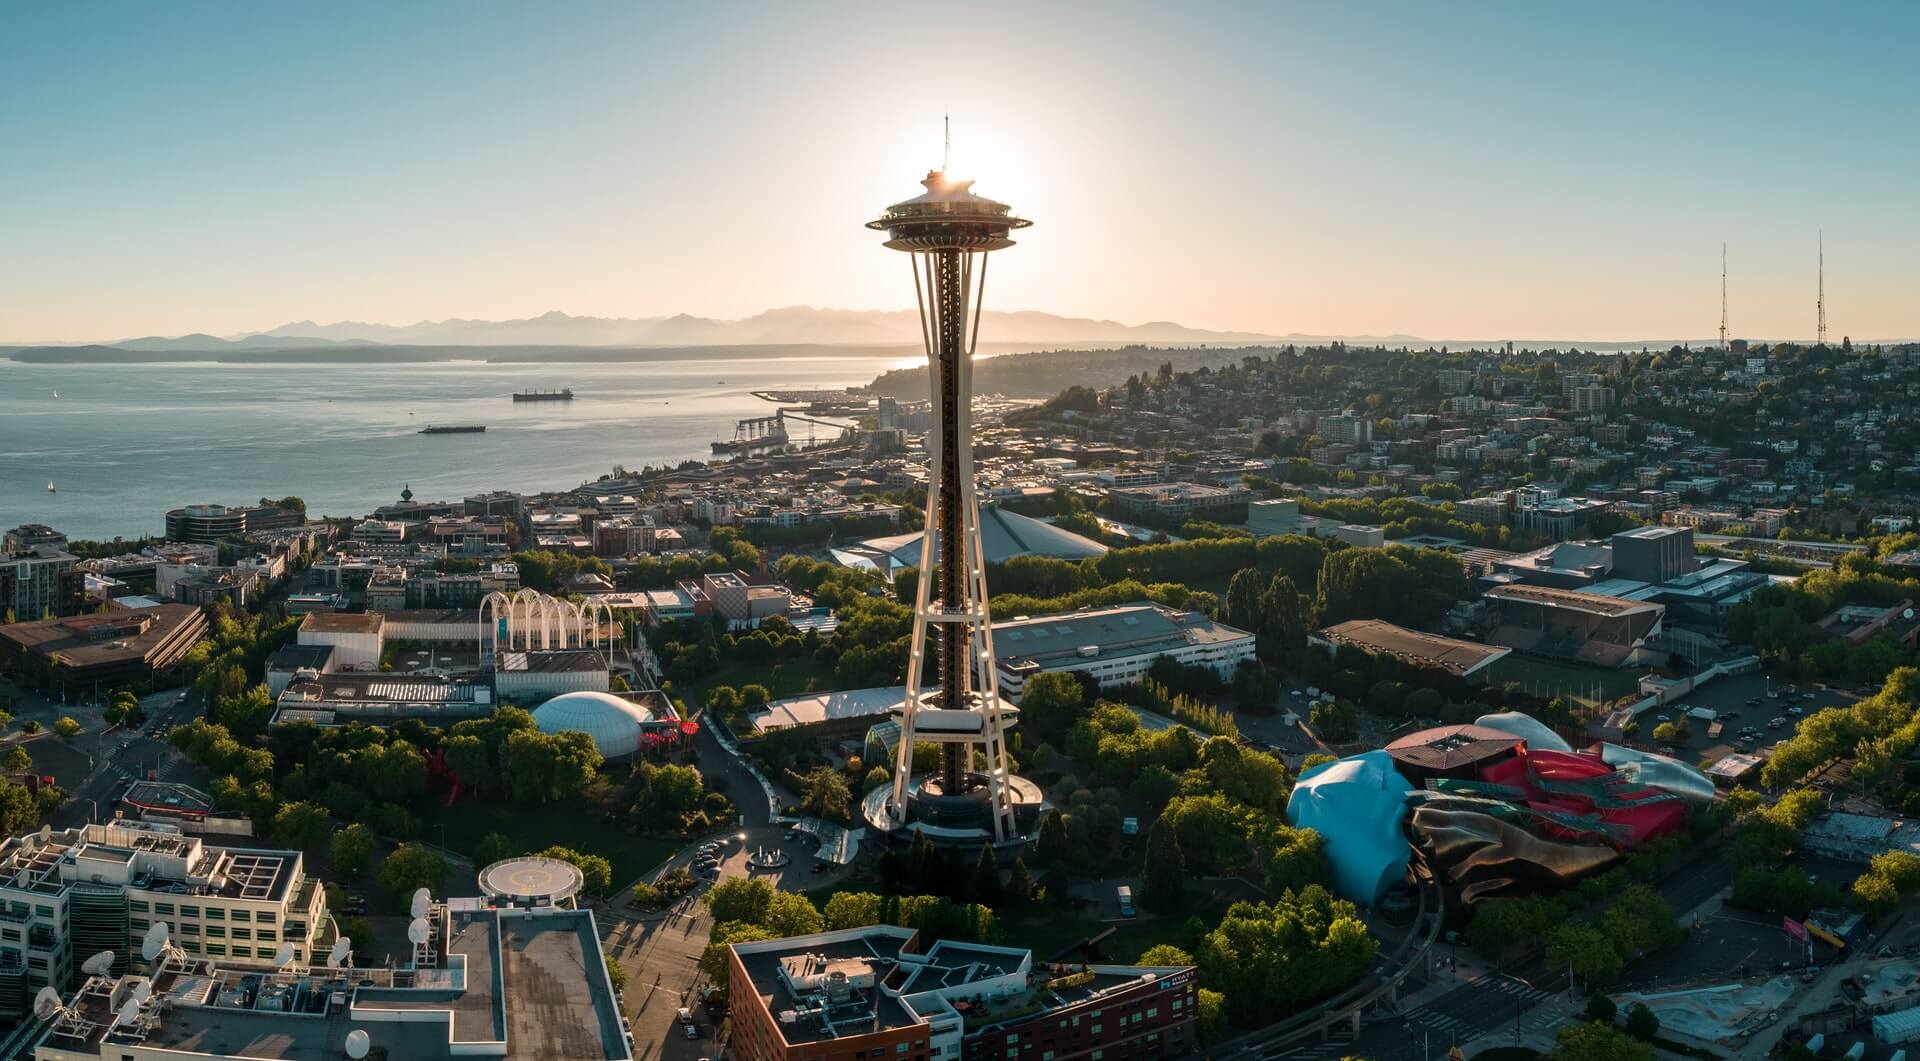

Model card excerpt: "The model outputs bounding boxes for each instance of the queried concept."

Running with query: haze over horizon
[5,1,1918,343]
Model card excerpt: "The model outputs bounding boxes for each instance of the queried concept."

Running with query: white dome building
[531,691,654,760]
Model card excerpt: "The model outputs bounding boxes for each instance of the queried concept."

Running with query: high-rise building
[861,165,1044,846]
[1317,414,1373,446]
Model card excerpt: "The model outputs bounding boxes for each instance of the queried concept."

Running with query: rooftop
[1314,619,1511,677]
[749,686,905,736]
[47,902,628,1060]
[297,612,384,635]
[994,602,1252,671]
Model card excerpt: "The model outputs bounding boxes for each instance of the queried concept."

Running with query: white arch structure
[479,589,616,661]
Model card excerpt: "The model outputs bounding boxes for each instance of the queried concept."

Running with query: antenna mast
[943,113,950,172]
[1817,231,1828,345]
[1719,243,1729,350]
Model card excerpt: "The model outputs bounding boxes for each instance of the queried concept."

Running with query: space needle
[862,149,1045,846]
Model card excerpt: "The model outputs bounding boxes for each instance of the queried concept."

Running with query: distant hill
[243,306,1292,348]
[114,333,373,352]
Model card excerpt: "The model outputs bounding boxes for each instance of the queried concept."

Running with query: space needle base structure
[858,167,1046,849]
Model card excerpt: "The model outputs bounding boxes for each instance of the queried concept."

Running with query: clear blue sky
[3,1,1916,343]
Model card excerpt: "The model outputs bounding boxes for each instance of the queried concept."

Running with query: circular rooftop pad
[477,857,585,905]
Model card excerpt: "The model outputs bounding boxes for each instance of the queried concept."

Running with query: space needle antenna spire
[943,113,950,172]
[1728,241,1743,349]
[1817,231,1828,346]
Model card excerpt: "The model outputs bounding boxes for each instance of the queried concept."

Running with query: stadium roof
[1314,619,1510,678]
[832,506,1106,578]
[1485,583,1663,618]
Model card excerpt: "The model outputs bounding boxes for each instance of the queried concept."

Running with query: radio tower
[1816,231,1828,346]
[864,148,1040,845]
[1719,243,1729,350]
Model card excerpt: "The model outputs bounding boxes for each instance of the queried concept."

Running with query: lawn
[416,797,677,890]
[686,657,840,731]
[1006,898,1231,964]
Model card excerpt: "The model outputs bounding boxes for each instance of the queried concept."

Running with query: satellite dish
[33,986,63,1020]
[140,923,170,962]
[410,888,432,919]
[116,999,140,1026]
[406,917,430,946]
[327,938,352,969]
[81,951,115,976]
[1905,608,1915,621]
[37,825,51,844]
[130,983,152,1005]
[273,942,296,967]
[344,1029,371,1059]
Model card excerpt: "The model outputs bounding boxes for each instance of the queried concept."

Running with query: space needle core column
[868,170,1031,843]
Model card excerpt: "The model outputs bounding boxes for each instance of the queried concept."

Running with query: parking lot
[1630,672,1860,764]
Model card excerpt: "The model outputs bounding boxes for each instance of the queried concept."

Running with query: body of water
[0,355,896,541]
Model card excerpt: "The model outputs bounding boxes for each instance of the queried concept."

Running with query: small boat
[46,481,55,493]
[50,389,58,399]
[512,388,574,402]
[419,424,487,434]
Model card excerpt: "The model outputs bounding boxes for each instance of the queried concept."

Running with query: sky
[3,1,1918,345]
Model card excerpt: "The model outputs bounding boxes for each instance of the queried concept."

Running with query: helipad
[477,856,585,906]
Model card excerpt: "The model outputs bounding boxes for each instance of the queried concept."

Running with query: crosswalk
[1402,973,1558,1042]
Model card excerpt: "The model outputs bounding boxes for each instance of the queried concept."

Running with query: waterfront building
[162,504,301,544]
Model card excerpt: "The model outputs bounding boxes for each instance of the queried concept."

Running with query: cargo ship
[512,388,574,401]
[419,424,487,434]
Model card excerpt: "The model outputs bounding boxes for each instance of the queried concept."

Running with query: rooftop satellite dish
[38,825,51,842]
[117,998,141,1026]
[406,917,430,946]
[130,983,152,1005]
[273,942,296,968]
[1905,608,1915,621]
[33,986,63,1021]
[410,888,432,919]
[327,937,352,969]
[81,951,115,976]
[140,923,170,962]
[345,1028,371,1059]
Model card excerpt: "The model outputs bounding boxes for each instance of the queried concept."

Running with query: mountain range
[97,307,1309,351]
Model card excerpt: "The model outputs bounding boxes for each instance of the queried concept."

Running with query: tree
[272,801,332,852]
[330,824,377,878]
[0,746,30,773]
[1585,991,1617,1022]
[378,843,449,901]
[799,767,852,823]
[0,782,42,835]
[1554,1020,1652,1061]
[53,717,80,739]
[1005,857,1035,908]
[1196,886,1376,1020]
[1223,568,1266,632]
[1196,988,1228,1044]
[602,948,627,994]
[764,891,824,937]
[1139,944,1193,966]
[1018,672,1085,742]
[705,877,776,925]
[970,844,1000,905]
[700,921,774,993]
[1036,809,1070,867]
[1624,1001,1661,1040]
[1547,922,1624,986]
[1140,817,1187,910]
[534,846,614,896]
[474,831,515,867]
